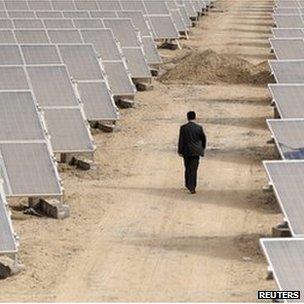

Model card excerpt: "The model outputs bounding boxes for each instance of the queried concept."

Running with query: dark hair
[187,111,196,121]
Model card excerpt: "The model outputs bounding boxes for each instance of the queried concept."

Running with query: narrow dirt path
[0,0,280,301]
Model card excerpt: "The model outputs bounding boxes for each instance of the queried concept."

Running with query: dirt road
[1,0,281,301]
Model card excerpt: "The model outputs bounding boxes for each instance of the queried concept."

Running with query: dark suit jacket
[178,121,207,157]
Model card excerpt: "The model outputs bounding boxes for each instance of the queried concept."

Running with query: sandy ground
[0,0,282,302]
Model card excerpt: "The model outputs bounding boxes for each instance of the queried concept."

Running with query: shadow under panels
[260,238,304,302]
[0,90,62,198]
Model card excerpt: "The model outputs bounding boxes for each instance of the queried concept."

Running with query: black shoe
[189,189,196,194]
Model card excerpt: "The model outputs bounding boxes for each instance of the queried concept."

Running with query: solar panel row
[261,1,304,300]
[0,0,210,260]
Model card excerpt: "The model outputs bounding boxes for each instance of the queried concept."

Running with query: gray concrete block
[0,257,23,279]
[136,82,153,92]
[150,69,158,77]
[75,158,92,171]
[97,123,115,133]
[116,98,134,109]
[38,199,70,220]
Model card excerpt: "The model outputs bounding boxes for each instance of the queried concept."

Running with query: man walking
[178,111,207,194]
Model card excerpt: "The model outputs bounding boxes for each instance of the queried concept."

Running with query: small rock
[242,256,252,262]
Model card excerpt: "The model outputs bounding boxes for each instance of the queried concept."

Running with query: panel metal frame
[263,159,304,237]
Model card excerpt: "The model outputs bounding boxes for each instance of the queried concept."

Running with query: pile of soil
[160,49,273,86]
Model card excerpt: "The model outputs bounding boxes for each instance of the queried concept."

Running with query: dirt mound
[160,49,273,85]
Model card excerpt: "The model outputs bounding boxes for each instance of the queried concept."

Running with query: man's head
[187,111,196,121]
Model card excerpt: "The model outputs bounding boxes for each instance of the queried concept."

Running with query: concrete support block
[116,98,134,109]
[97,123,115,133]
[0,257,23,279]
[38,199,70,220]
[159,41,179,50]
[272,223,291,237]
[136,82,153,92]
[266,266,274,280]
[150,69,158,77]
[263,184,273,193]
[75,158,92,171]
[274,107,280,119]
[60,153,75,164]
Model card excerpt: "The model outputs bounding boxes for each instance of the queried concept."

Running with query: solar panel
[270,38,304,59]
[269,60,304,83]
[275,0,301,7]
[0,90,44,141]
[72,18,104,29]
[8,11,35,18]
[0,66,29,90]
[80,28,122,60]
[148,15,179,39]
[77,80,118,121]
[43,18,75,29]
[0,179,17,254]
[274,14,304,27]
[63,11,90,18]
[4,0,29,11]
[166,1,178,9]
[0,11,8,18]
[274,7,301,14]
[97,0,122,10]
[28,0,53,10]
[103,18,140,47]
[51,0,76,10]
[15,29,50,43]
[272,28,304,38]
[261,238,304,302]
[0,29,16,43]
[35,11,63,18]
[25,65,79,107]
[0,141,62,197]
[21,44,61,65]
[141,36,162,64]
[48,29,82,43]
[74,0,99,10]
[43,107,94,153]
[103,61,136,96]
[122,47,151,78]
[58,44,104,81]
[170,9,188,33]
[269,84,304,118]
[143,1,170,14]
[13,18,44,29]
[116,11,152,36]
[180,1,196,18]
[267,119,304,159]
[89,10,118,18]
[0,45,23,65]
[120,0,146,12]
[264,160,304,237]
[177,4,192,28]
[0,19,13,29]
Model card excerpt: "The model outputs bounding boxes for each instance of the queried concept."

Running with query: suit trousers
[183,156,200,191]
